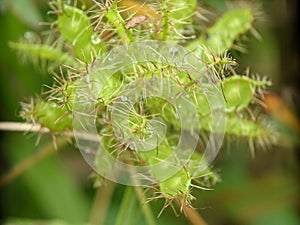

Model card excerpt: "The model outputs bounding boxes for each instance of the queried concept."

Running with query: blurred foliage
[0,0,299,225]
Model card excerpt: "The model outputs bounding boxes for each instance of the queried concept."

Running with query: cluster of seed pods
[14,0,276,209]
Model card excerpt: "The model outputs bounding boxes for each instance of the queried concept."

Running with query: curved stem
[177,200,208,225]
[89,180,116,225]
[133,185,157,225]
[0,138,67,188]
[115,186,137,225]
[126,153,157,225]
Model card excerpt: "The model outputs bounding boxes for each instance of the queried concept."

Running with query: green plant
[1,0,279,225]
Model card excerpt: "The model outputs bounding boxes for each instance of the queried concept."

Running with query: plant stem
[89,180,116,225]
[126,153,157,225]
[179,201,208,225]
[0,121,48,133]
[0,121,100,142]
[104,0,134,43]
[134,185,157,225]
[0,138,66,188]
[115,186,137,225]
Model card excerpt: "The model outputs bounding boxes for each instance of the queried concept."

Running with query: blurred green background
[0,0,299,224]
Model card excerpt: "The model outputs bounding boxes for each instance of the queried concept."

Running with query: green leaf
[57,4,93,45]
[7,0,42,28]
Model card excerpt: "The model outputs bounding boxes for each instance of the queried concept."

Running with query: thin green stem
[115,186,137,225]
[105,0,134,43]
[123,152,157,225]
[0,138,67,188]
[134,185,157,225]
[89,180,116,225]
[127,157,157,225]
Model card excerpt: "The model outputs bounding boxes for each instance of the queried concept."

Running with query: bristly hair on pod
[42,67,80,112]
[144,163,219,217]
[8,31,75,72]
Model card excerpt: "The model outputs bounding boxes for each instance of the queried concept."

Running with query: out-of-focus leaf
[115,187,141,225]
[7,0,42,28]
[222,174,299,225]
[1,134,90,222]
[0,11,47,120]
[3,218,88,225]
[196,164,300,225]
[264,93,300,136]
[203,0,226,11]
[253,209,300,225]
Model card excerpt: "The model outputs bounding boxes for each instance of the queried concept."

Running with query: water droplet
[24,32,33,39]
[23,31,40,43]
[169,47,178,57]
[50,102,57,108]
[151,52,158,58]
[120,96,128,101]
[178,104,182,109]
[108,55,116,61]
[91,34,101,45]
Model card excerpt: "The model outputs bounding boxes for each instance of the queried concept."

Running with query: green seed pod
[225,115,268,138]
[97,75,124,106]
[61,81,77,112]
[56,3,107,63]
[200,113,273,139]
[168,0,197,30]
[139,142,173,163]
[221,76,254,112]
[73,34,105,63]
[95,128,116,175]
[141,97,178,131]
[190,85,211,117]
[159,169,191,199]
[139,143,192,199]
[9,42,75,66]
[35,101,72,131]
[140,144,217,199]
[57,4,93,45]
[220,75,271,112]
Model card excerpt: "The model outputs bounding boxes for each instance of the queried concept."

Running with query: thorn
[250,26,262,41]
[52,134,58,150]
[231,44,248,53]
[248,138,255,158]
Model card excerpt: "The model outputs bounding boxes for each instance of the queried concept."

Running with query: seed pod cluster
[13,0,276,213]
